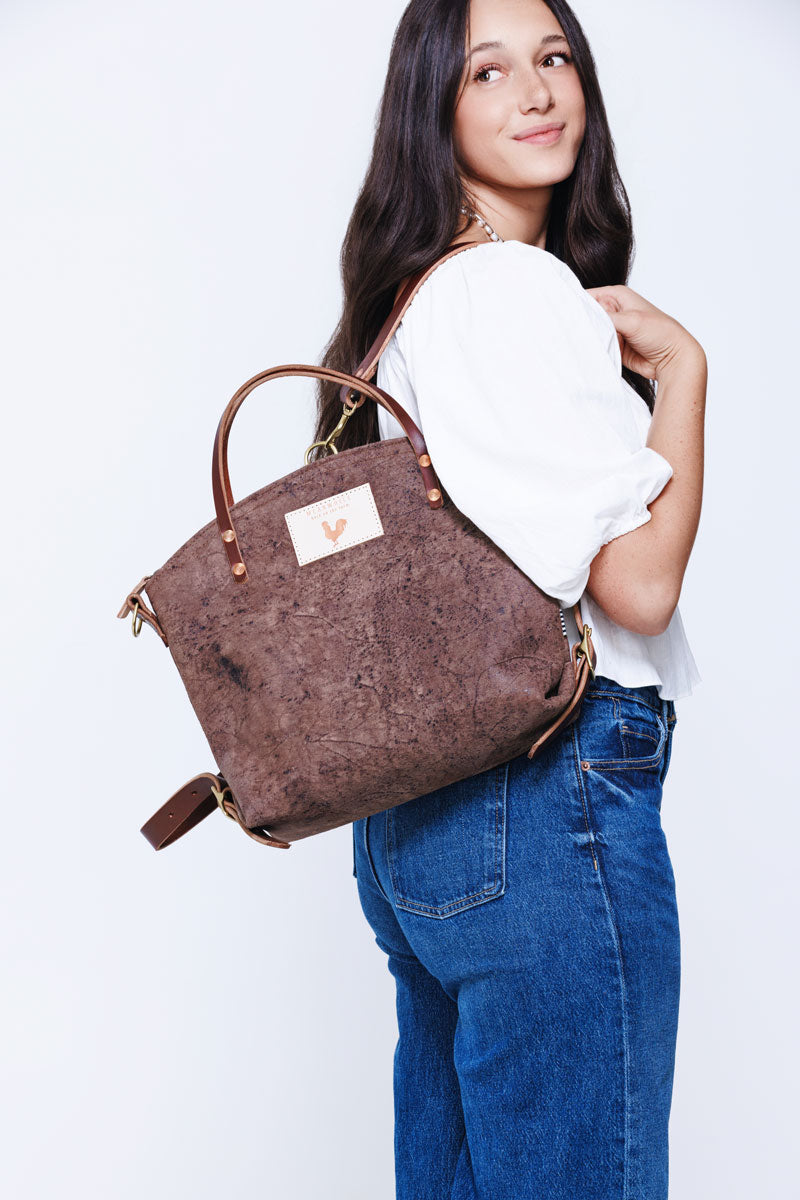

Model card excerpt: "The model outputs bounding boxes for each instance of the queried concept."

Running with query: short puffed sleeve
[391,240,674,609]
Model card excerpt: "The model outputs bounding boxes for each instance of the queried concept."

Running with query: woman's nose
[517,69,554,112]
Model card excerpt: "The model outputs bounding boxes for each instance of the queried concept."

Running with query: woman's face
[454,0,586,197]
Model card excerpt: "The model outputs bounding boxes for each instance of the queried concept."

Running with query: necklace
[459,204,504,242]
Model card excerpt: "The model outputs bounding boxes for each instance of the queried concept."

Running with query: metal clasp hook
[575,624,595,680]
[304,391,362,465]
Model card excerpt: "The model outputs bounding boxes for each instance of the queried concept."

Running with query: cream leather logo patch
[284,482,384,566]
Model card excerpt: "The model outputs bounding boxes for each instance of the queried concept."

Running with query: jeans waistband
[586,673,675,719]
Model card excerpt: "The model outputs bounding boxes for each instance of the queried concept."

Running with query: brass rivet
[427,488,441,502]
[418,453,431,468]
[581,761,590,770]
[232,563,245,577]
[222,529,235,543]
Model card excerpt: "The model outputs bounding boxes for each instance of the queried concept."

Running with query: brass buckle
[575,624,596,680]
[210,781,238,822]
[304,392,361,464]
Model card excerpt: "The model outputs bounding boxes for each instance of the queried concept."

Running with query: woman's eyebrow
[468,34,568,58]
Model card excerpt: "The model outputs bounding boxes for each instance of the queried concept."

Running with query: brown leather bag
[116,240,597,851]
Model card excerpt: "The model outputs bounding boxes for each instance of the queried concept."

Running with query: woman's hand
[586,284,705,381]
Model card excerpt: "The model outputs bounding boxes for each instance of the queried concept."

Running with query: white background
[1,1,797,1196]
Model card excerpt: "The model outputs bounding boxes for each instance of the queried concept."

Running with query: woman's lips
[516,125,564,146]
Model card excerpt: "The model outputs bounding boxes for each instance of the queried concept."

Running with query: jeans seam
[363,814,391,904]
[495,762,508,899]
[659,705,677,785]
[572,724,632,1197]
[593,862,633,1200]
[569,725,599,872]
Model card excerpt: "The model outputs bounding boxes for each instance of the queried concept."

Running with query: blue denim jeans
[352,674,680,1200]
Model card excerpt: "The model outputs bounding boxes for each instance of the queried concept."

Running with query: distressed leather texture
[143,437,577,842]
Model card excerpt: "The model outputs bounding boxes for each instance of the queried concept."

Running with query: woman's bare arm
[581,278,708,637]
[585,344,707,636]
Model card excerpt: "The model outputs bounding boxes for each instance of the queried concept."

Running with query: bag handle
[211,364,444,582]
[212,239,488,583]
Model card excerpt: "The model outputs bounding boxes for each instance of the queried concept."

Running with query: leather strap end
[141,772,223,849]
[141,772,292,851]
[527,640,596,761]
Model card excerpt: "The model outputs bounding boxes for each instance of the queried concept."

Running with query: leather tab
[140,772,221,849]
[140,772,292,850]
[116,576,168,645]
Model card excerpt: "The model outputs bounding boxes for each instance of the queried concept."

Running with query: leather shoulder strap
[338,239,487,405]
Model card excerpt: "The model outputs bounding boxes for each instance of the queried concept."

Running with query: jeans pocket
[385,762,508,918]
[578,691,667,773]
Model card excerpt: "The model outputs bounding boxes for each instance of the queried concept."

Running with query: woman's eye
[473,64,502,83]
[543,51,572,67]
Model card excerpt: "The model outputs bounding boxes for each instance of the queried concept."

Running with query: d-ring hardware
[131,599,143,637]
[210,781,238,822]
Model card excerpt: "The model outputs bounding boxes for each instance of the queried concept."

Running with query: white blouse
[376,239,701,701]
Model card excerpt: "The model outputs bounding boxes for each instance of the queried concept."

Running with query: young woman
[312,1,706,1196]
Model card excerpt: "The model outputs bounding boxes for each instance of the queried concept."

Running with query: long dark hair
[311,0,653,460]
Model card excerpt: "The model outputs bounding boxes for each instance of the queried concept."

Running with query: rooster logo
[321,517,348,544]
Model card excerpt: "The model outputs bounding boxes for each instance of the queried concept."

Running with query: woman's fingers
[586,285,695,380]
